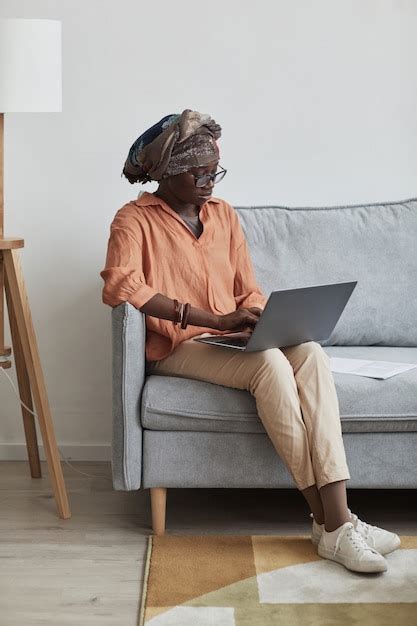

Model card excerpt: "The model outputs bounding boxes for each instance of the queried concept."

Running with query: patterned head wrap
[122,109,222,184]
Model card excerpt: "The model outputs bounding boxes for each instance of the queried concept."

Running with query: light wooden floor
[1,460,416,625]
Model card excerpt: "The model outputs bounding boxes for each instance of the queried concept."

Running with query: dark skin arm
[139,294,263,332]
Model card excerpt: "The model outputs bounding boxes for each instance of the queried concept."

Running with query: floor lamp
[0,19,70,519]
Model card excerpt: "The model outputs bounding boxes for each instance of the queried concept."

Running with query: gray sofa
[110,197,417,535]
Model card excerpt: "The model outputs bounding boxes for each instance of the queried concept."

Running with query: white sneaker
[348,509,401,555]
[317,521,388,573]
[310,508,401,556]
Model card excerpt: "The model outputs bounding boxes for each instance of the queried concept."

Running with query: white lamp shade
[0,18,62,112]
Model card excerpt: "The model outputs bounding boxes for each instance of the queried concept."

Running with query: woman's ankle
[324,516,351,532]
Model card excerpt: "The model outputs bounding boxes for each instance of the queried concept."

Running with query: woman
[100,108,400,573]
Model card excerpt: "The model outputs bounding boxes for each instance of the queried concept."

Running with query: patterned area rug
[139,534,417,625]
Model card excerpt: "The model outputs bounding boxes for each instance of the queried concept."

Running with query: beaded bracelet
[173,299,181,325]
[173,299,191,329]
[181,302,191,329]
[178,302,185,326]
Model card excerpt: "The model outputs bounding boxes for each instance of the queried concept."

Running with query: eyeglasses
[191,164,227,188]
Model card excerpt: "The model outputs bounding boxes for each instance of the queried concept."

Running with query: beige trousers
[148,334,351,491]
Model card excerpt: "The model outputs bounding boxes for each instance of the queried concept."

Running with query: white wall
[1,0,416,460]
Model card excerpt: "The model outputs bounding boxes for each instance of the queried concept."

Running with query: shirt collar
[132,190,221,208]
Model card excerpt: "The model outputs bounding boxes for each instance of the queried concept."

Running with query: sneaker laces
[348,509,379,539]
[332,524,379,559]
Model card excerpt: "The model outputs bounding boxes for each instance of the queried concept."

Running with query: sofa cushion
[234,197,417,346]
[141,346,417,434]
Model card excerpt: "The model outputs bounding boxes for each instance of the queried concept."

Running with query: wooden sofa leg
[150,487,167,535]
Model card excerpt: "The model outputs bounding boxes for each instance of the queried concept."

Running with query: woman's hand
[217,307,263,332]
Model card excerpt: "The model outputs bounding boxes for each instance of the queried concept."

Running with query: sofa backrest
[235,197,417,346]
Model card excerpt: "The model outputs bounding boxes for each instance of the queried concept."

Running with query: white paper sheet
[329,357,417,380]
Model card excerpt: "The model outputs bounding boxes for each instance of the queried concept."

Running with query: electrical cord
[0,364,113,481]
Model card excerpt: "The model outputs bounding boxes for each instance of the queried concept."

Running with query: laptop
[193,280,358,352]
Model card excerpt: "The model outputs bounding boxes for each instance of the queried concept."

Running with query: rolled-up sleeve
[229,206,268,310]
[100,218,159,309]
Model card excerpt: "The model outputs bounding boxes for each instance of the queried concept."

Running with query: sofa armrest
[111,301,146,490]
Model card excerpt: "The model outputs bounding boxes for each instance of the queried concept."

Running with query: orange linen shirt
[100,191,268,362]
